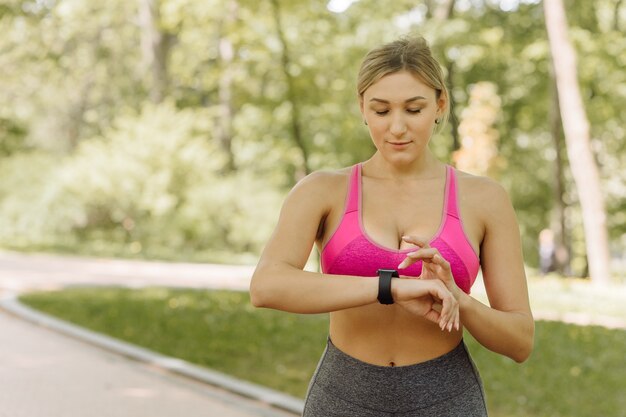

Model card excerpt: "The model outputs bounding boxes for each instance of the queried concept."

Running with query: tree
[548,70,571,275]
[270,0,311,178]
[544,0,612,284]
[139,0,171,104]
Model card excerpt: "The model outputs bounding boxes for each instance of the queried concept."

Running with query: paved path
[0,309,295,417]
[0,250,301,417]
[0,250,255,293]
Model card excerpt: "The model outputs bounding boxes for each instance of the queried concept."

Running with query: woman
[250,35,534,417]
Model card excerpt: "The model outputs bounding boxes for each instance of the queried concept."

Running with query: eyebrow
[369,96,427,104]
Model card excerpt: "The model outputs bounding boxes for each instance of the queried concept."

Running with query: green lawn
[20,287,626,417]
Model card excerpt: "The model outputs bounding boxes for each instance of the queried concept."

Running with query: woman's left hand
[397,235,462,300]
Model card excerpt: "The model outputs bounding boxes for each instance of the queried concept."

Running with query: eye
[375,110,389,115]
[407,108,422,114]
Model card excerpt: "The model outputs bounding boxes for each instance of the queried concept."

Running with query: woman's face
[360,70,445,164]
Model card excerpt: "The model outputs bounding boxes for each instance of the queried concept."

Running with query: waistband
[311,337,481,413]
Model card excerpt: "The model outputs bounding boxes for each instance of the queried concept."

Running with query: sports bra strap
[446,165,460,219]
[346,163,458,217]
[345,163,360,213]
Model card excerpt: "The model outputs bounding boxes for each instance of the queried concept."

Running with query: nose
[389,113,407,137]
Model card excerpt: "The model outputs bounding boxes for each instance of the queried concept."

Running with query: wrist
[377,269,397,304]
[390,277,400,301]
[457,289,471,313]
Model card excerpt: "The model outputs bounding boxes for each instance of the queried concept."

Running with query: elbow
[249,277,267,308]
[250,289,269,309]
[249,267,274,308]
[512,320,535,363]
[512,342,533,363]
[249,286,264,308]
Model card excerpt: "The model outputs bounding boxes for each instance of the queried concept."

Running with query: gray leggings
[303,338,488,417]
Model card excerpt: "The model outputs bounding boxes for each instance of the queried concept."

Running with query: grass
[20,287,626,417]
[471,273,626,328]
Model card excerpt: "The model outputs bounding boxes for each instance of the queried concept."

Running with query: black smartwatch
[376,269,398,305]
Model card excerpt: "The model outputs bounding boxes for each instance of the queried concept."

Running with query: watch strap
[377,269,398,305]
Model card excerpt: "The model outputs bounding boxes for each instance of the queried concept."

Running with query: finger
[423,309,441,325]
[436,291,452,328]
[433,253,451,272]
[401,235,430,248]
[448,309,459,332]
[398,249,431,269]
[399,248,439,269]
[447,307,457,332]
[442,304,456,332]
[397,256,413,270]
[437,288,457,331]
[398,248,439,269]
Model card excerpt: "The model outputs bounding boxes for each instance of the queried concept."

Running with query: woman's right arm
[250,171,380,313]
[249,171,458,328]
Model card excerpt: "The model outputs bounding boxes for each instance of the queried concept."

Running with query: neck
[364,151,444,180]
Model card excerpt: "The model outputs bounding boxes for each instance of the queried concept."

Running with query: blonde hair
[357,35,450,128]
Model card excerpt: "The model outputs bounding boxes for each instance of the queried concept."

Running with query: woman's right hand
[391,277,459,332]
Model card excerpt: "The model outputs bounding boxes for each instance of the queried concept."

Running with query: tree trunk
[614,0,624,32]
[139,0,168,103]
[549,71,571,275]
[270,0,310,179]
[544,0,612,284]
[216,0,238,172]
[429,0,460,152]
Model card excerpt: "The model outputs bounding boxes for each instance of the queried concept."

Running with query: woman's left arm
[400,179,534,363]
[459,180,534,362]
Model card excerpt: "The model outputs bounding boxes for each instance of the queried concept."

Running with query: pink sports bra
[320,163,480,294]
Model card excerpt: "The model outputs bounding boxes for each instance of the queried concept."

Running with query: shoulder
[291,167,351,193]
[282,166,353,213]
[454,169,514,218]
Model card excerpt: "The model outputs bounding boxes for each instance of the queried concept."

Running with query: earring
[435,118,441,125]
[364,120,368,126]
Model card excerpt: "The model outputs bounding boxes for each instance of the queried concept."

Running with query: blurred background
[0,0,624,282]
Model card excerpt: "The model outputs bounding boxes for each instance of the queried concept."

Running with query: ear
[436,90,447,116]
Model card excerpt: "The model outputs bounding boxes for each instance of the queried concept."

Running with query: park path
[0,249,254,293]
[0,249,300,417]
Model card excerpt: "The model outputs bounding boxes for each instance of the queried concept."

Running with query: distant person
[250,35,534,416]
[539,228,556,275]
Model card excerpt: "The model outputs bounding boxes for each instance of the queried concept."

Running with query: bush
[0,102,283,261]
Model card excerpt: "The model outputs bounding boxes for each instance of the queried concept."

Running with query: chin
[384,153,417,165]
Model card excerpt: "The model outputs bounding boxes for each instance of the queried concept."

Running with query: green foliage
[468,321,626,417]
[0,0,624,271]
[0,117,28,156]
[0,151,68,246]
[20,287,626,417]
[0,102,283,258]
